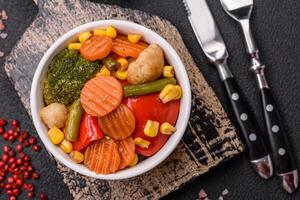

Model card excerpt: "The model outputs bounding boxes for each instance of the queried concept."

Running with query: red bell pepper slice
[73,112,104,151]
[124,93,180,157]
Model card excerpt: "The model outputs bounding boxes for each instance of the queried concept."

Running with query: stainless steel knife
[183,0,273,179]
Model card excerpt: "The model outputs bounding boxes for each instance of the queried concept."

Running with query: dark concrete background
[1,0,300,199]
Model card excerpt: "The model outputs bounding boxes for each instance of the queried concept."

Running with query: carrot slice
[84,139,121,174]
[80,76,123,117]
[80,35,113,61]
[117,137,135,169]
[98,104,136,140]
[112,36,148,58]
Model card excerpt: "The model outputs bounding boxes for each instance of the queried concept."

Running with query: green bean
[65,99,84,142]
[124,78,177,97]
[102,57,118,71]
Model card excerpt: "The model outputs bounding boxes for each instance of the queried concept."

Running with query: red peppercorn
[27,166,34,172]
[13,188,20,196]
[16,144,23,152]
[7,189,14,196]
[20,166,26,172]
[16,158,23,166]
[28,137,37,145]
[9,195,17,200]
[2,153,9,162]
[21,131,29,139]
[24,162,29,167]
[0,161,5,168]
[40,193,48,200]
[32,145,41,152]
[11,120,19,128]
[23,171,30,179]
[3,132,9,140]
[17,153,25,159]
[23,140,30,147]
[5,183,12,190]
[8,150,15,157]
[26,183,34,192]
[17,136,24,143]
[27,191,35,198]
[7,130,14,135]
[0,118,7,126]
[0,176,4,182]
[8,135,15,142]
[3,145,11,153]
[16,178,23,186]
[13,131,19,138]
[0,127,4,134]
[24,156,30,162]
[32,172,40,180]
[8,158,15,164]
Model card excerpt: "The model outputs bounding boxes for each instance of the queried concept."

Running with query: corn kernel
[70,150,84,163]
[93,29,106,36]
[144,120,159,137]
[128,33,142,44]
[59,140,73,154]
[68,43,82,50]
[117,58,129,71]
[160,122,176,135]
[106,26,117,38]
[134,137,151,149]
[78,31,92,43]
[159,84,182,103]
[115,70,128,80]
[96,66,111,76]
[48,126,64,145]
[174,85,182,99]
[129,153,139,167]
[163,66,175,78]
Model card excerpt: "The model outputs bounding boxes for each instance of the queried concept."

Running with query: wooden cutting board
[4,0,244,199]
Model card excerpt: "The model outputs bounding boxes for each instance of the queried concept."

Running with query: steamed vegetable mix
[123,78,176,97]
[41,26,183,174]
[65,99,84,142]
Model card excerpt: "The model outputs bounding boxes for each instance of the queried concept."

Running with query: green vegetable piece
[124,78,177,97]
[102,57,119,71]
[43,49,99,106]
[65,99,84,142]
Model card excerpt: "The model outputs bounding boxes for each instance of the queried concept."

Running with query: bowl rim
[30,20,191,180]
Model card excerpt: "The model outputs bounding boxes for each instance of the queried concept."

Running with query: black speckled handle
[260,88,296,174]
[223,78,268,160]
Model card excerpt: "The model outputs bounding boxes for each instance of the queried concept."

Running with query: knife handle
[223,77,269,160]
[259,87,296,174]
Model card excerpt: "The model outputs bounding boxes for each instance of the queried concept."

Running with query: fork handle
[259,87,296,174]
[223,77,269,161]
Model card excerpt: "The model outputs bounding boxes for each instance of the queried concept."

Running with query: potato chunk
[40,103,67,129]
[127,44,164,84]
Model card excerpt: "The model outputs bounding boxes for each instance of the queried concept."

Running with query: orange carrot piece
[112,36,147,58]
[117,137,135,169]
[84,139,121,174]
[98,104,136,140]
[80,76,123,117]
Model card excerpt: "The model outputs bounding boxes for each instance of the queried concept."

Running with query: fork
[220,0,298,193]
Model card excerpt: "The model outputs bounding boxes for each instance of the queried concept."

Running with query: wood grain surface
[4,0,243,199]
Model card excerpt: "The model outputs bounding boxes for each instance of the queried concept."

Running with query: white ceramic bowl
[31,20,191,180]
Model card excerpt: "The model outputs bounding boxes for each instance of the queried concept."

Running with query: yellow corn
[68,43,82,50]
[96,66,111,76]
[160,122,176,135]
[163,66,175,78]
[117,58,129,71]
[59,140,73,154]
[134,137,151,149]
[106,26,117,38]
[159,84,182,103]
[78,31,92,43]
[69,150,84,163]
[48,126,64,145]
[115,70,128,80]
[93,29,106,36]
[128,33,142,44]
[129,153,139,167]
[144,120,159,137]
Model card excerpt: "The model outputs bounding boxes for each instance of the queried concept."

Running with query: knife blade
[183,0,273,179]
